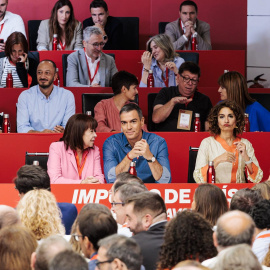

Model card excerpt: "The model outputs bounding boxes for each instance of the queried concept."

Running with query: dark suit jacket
[83,16,124,50]
[132,221,167,270]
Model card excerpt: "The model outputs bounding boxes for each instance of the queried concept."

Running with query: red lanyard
[59,40,66,51]
[0,23,4,35]
[84,49,100,85]
[179,20,191,50]
[74,149,90,179]
[161,68,169,87]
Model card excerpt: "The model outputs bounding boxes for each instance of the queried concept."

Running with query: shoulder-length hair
[218,71,255,110]
[208,100,245,136]
[5,32,28,62]
[60,114,98,151]
[146,34,178,62]
[49,0,78,47]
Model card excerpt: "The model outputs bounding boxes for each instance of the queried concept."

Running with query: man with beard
[0,0,26,51]
[17,60,75,133]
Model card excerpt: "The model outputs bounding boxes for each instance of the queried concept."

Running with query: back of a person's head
[0,225,37,270]
[113,172,145,192]
[216,210,255,248]
[193,183,228,226]
[34,235,72,270]
[77,209,117,250]
[49,250,88,270]
[214,244,262,270]
[174,260,210,270]
[79,203,111,216]
[230,188,263,213]
[249,199,270,230]
[98,234,143,270]
[158,210,217,269]
[251,183,270,200]
[14,165,51,195]
[116,183,148,203]
[17,189,65,240]
[0,205,20,230]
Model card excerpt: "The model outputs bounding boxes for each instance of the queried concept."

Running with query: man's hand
[133,139,153,160]
[81,176,100,184]
[184,20,194,38]
[53,125,64,133]
[91,83,101,87]
[41,129,56,133]
[171,96,193,106]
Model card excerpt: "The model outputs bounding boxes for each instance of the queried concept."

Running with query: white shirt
[85,52,100,86]
[0,11,26,41]
[252,230,270,264]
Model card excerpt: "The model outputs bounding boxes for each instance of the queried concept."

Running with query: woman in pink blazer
[47,114,104,183]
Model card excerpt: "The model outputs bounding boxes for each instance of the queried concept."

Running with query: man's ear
[30,252,36,270]
[213,231,218,248]
[140,116,145,126]
[121,85,127,93]
[175,73,180,85]
[112,258,127,270]
[142,213,153,230]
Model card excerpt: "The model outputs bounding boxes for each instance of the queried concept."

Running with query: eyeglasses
[96,259,114,269]
[180,74,199,85]
[71,234,83,241]
[110,202,125,207]
[87,42,105,48]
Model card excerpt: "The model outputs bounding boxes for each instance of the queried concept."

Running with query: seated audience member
[31,235,72,270]
[66,26,117,87]
[214,244,262,270]
[252,183,270,200]
[173,260,210,270]
[193,101,263,183]
[192,183,228,227]
[83,0,123,50]
[97,234,143,270]
[37,0,82,51]
[0,204,20,229]
[152,62,212,131]
[49,250,88,270]
[0,32,38,88]
[0,225,37,270]
[17,60,75,133]
[165,0,211,50]
[14,165,77,235]
[250,200,270,264]
[75,208,117,270]
[202,210,256,269]
[139,34,184,87]
[103,103,171,183]
[218,71,270,132]
[125,192,167,270]
[47,114,104,184]
[17,189,65,240]
[0,0,26,51]
[95,70,142,132]
[158,210,217,270]
[230,188,263,213]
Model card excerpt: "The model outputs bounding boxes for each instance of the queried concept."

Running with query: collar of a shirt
[85,51,100,66]
[0,11,10,24]
[37,85,57,100]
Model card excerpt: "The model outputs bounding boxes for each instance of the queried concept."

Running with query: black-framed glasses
[71,234,83,241]
[180,74,199,85]
[96,259,114,269]
[87,42,105,48]
[110,202,125,207]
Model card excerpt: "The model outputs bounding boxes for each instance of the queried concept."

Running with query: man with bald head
[0,205,20,230]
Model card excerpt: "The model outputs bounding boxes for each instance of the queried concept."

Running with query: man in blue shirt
[103,103,171,183]
[17,60,75,133]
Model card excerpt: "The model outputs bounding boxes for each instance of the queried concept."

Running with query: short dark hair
[90,0,108,12]
[98,235,143,270]
[14,165,51,194]
[208,100,245,136]
[230,188,263,214]
[5,32,28,62]
[113,172,145,192]
[38,59,57,72]
[178,61,201,78]
[250,200,270,230]
[79,203,111,216]
[77,210,117,251]
[49,250,88,270]
[120,103,143,120]
[60,114,98,151]
[180,0,198,12]
[111,71,138,96]
[126,191,167,218]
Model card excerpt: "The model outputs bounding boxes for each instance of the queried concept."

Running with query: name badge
[177,110,193,130]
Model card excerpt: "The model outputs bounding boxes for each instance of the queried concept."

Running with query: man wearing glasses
[66,26,117,87]
[152,61,212,131]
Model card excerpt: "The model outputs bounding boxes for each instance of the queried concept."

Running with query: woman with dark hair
[218,71,270,131]
[158,210,217,269]
[193,100,263,183]
[0,32,38,87]
[37,0,82,51]
[47,114,104,183]
[139,34,184,87]
[192,183,228,227]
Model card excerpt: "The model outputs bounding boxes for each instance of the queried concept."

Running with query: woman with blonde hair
[17,189,65,240]
[140,34,184,87]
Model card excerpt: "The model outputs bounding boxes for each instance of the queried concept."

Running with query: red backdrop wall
[8,0,247,50]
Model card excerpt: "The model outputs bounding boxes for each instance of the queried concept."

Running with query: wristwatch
[146,156,156,163]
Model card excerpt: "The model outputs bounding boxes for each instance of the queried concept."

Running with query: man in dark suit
[125,192,167,270]
[83,0,123,50]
